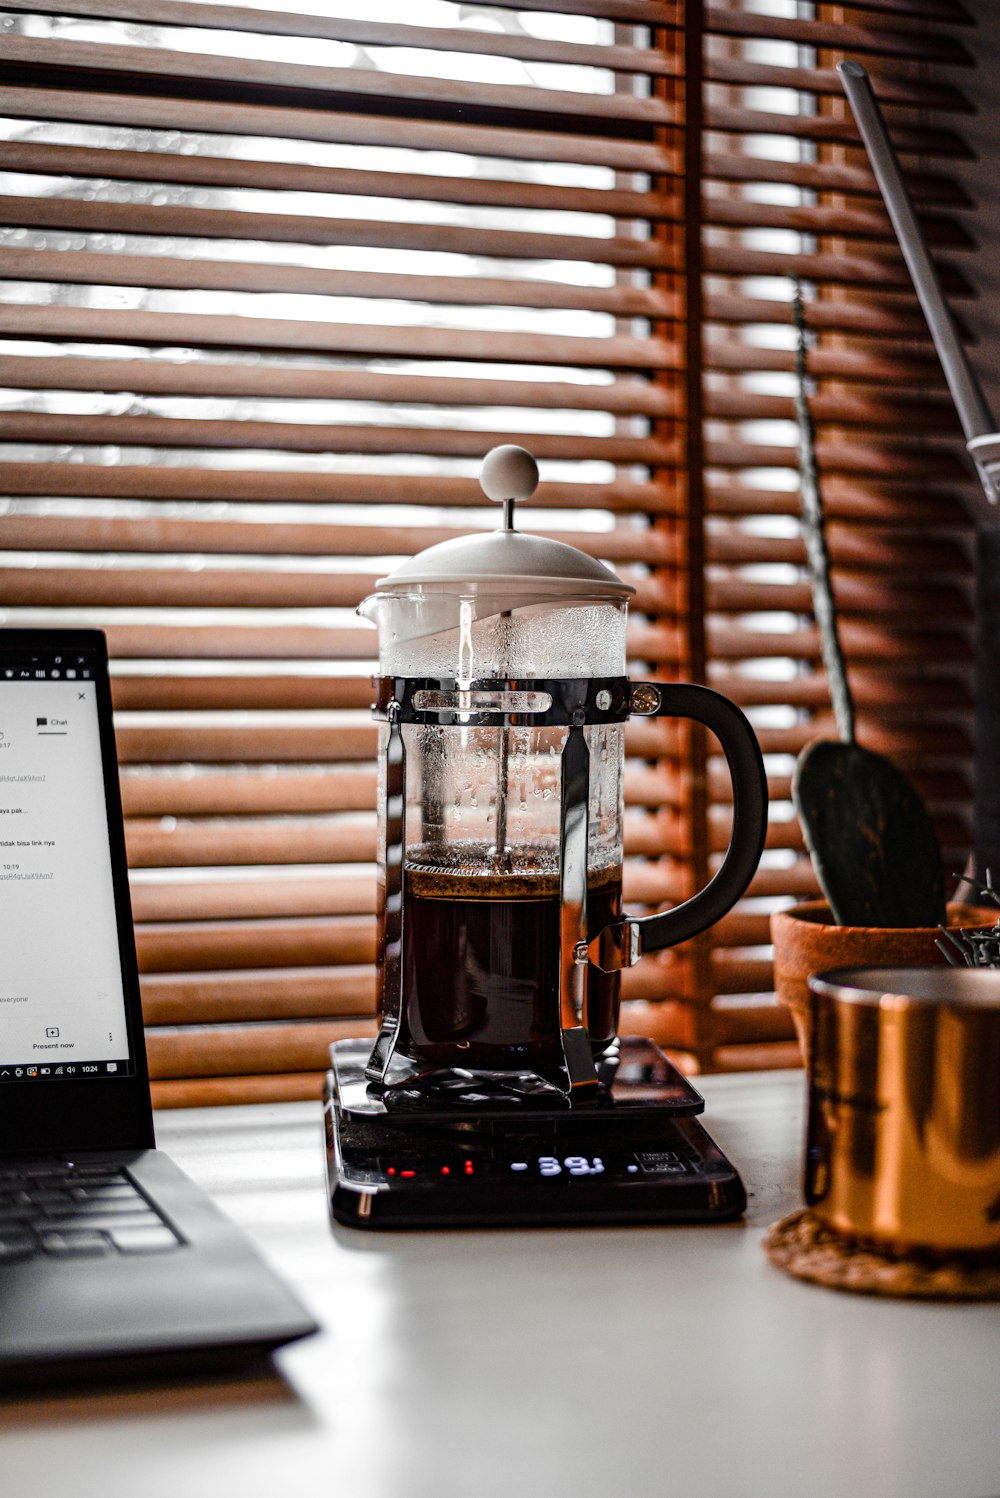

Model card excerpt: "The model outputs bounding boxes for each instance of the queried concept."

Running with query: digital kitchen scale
[324,1037,746,1229]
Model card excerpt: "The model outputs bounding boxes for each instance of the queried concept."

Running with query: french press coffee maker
[324,448,767,1227]
[358,446,767,1099]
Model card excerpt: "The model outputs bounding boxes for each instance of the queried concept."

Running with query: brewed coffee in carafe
[360,446,767,1091]
[400,705,626,1070]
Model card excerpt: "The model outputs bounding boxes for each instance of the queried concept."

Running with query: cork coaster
[763,1209,1000,1301]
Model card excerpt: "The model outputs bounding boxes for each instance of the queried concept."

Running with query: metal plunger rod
[494,489,516,867]
[494,723,512,870]
[479,446,540,873]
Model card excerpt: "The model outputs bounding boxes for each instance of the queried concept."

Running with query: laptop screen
[0,637,136,1088]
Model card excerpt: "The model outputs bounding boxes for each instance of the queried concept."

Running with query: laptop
[0,629,318,1385]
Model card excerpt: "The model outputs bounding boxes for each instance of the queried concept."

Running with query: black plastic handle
[630,682,768,954]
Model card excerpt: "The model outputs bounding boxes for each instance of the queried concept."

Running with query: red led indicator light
[464,1161,474,1175]
[386,1167,396,1177]
[400,1170,416,1179]
[440,1166,450,1176]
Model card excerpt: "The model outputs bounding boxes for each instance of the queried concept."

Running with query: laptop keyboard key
[40,1230,111,1257]
[44,1195,152,1218]
[60,1213,156,1233]
[30,1188,76,1207]
[0,1229,36,1262]
[106,1225,180,1254]
[0,1203,33,1222]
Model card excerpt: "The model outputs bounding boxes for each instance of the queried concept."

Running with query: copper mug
[805,966,1000,1256]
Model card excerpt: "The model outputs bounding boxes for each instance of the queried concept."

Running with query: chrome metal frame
[365,673,768,1102]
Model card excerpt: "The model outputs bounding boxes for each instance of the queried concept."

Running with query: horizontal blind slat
[704,6,973,63]
[819,1,971,19]
[0,36,678,124]
[136,915,375,971]
[145,1021,368,1079]
[705,343,946,381]
[0,141,682,220]
[705,57,972,112]
[0,518,678,566]
[704,105,968,156]
[0,250,679,320]
[0,304,682,367]
[0,351,679,413]
[107,625,375,660]
[707,478,971,526]
[713,670,971,713]
[705,390,959,430]
[0,464,670,513]
[705,197,970,247]
[710,1005,796,1046]
[118,680,375,714]
[141,966,376,1025]
[117,723,378,765]
[754,720,971,759]
[704,245,972,295]
[705,441,968,481]
[131,876,377,922]
[704,151,969,205]
[1,567,377,610]
[123,767,377,816]
[708,621,972,664]
[2,0,680,75]
[0,86,679,170]
[0,413,678,465]
[149,1073,324,1106]
[708,523,968,572]
[703,575,970,617]
[0,196,680,269]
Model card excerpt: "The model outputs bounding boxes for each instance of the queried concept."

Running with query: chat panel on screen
[0,667,132,1078]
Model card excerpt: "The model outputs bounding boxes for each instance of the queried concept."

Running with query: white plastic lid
[374,528,633,601]
[369,445,635,603]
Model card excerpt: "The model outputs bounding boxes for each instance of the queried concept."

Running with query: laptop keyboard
[0,1160,183,1263]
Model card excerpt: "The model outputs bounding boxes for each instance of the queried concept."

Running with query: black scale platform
[324,1037,746,1229]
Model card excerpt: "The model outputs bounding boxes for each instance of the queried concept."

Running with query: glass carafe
[359,448,768,1095]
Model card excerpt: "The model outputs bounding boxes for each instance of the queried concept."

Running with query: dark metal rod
[365,710,407,1082]
[838,59,994,445]
[792,279,855,747]
[558,718,598,1100]
[559,720,590,1030]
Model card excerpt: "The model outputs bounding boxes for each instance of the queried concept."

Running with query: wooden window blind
[0,0,979,1102]
[700,0,978,1069]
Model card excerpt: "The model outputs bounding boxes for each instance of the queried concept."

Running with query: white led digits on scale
[530,1157,605,1177]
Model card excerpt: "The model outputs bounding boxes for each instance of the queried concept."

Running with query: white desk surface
[3,1071,999,1498]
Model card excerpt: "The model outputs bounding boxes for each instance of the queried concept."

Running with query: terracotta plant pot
[770,900,998,1061]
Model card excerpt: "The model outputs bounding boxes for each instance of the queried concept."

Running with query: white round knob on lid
[362,438,634,603]
[479,444,539,504]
